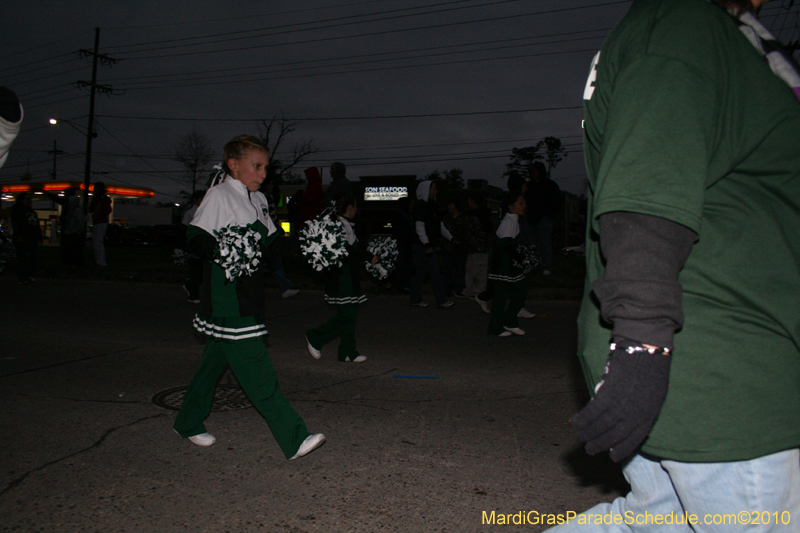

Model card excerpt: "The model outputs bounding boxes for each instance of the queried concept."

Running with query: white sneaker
[517,308,536,319]
[411,301,429,307]
[497,331,513,337]
[344,355,367,363]
[290,433,326,460]
[187,432,216,446]
[282,288,300,299]
[475,296,491,314]
[503,326,526,336]
[306,336,321,359]
[438,300,455,309]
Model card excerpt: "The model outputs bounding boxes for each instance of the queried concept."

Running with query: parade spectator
[462,191,491,298]
[525,161,560,275]
[389,195,415,293]
[11,192,41,285]
[410,180,453,308]
[296,166,324,231]
[441,197,469,298]
[89,182,112,267]
[323,162,352,207]
[262,178,299,299]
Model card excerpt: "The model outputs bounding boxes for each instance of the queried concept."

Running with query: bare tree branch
[172,124,214,195]
[258,114,318,184]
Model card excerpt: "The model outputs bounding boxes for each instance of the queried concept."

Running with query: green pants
[487,278,527,335]
[306,303,359,361]
[173,337,310,459]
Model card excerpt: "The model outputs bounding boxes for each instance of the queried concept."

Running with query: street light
[49,117,97,214]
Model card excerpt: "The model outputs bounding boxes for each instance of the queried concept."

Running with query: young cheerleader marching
[173,134,325,460]
[487,190,531,337]
[305,193,378,363]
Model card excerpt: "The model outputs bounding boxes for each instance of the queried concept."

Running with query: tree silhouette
[425,168,464,189]
[541,136,568,176]
[503,136,567,181]
[172,125,214,194]
[258,114,318,184]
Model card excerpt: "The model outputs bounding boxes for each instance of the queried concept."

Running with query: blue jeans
[410,244,447,305]
[546,449,800,532]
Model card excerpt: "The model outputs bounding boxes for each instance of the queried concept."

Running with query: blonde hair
[222,135,269,174]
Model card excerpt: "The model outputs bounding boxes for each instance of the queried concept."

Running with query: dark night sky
[3,0,797,202]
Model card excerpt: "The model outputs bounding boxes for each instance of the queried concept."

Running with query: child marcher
[305,193,378,363]
[173,134,325,460]
[488,191,532,337]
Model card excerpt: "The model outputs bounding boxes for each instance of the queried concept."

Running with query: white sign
[364,186,408,201]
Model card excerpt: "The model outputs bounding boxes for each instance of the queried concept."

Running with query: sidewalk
[1,277,626,532]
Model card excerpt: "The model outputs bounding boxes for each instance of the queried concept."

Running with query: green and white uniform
[173,177,310,459]
[580,0,800,462]
[306,215,367,361]
[487,212,527,335]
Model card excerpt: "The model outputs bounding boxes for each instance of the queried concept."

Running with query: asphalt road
[1,277,628,533]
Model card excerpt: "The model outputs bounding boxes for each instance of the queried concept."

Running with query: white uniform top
[190,176,276,237]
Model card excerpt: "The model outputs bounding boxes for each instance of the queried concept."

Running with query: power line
[97,105,582,123]
[113,1,629,61]
[101,28,608,86]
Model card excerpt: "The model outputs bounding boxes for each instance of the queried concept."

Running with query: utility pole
[75,28,117,214]
[48,140,64,180]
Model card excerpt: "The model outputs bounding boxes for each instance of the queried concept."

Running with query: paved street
[1,278,627,532]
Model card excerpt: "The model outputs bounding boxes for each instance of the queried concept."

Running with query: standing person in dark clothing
[323,162,352,207]
[89,182,112,267]
[441,198,469,298]
[296,166,324,231]
[262,178,299,299]
[463,191,491,298]
[11,193,42,285]
[409,180,453,308]
[389,195,415,293]
[525,161,560,275]
[48,187,85,267]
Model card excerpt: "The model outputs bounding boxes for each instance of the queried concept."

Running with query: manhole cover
[152,385,253,412]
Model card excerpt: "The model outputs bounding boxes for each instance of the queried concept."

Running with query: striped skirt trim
[488,273,525,283]
[324,294,368,305]
[193,315,268,341]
